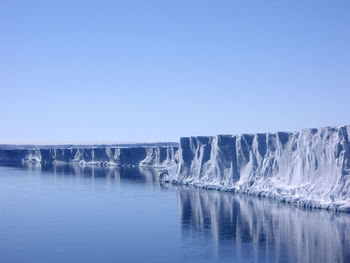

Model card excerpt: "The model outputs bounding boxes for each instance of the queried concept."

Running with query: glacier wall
[174,126,350,211]
[0,146,179,168]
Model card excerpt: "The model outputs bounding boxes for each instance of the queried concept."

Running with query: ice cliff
[0,146,179,168]
[173,125,350,211]
[1,125,349,211]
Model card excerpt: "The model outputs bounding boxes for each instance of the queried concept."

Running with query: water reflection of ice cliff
[178,188,350,263]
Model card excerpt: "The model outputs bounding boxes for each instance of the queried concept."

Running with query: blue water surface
[0,164,349,263]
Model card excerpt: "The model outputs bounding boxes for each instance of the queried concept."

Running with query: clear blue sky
[1,0,349,143]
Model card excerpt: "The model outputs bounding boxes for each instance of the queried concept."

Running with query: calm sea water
[0,164,349,263]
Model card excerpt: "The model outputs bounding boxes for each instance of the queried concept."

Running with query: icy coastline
[1,125,349,212]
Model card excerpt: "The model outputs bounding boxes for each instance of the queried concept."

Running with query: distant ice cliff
[0,146,179,168]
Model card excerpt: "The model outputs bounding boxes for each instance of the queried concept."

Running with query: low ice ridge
[0,146,179,168]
